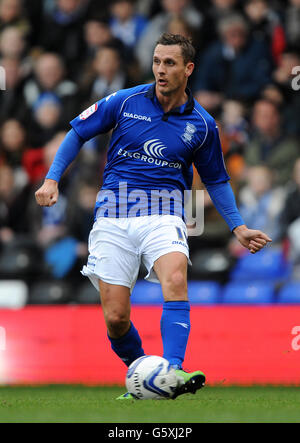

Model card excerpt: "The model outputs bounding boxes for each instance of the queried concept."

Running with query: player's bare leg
[98,280,145,366]
[154,251,188,302]
[98,280,131,338]
[154,252,206,398]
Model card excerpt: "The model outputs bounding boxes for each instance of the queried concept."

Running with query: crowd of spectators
[0,0,300,291]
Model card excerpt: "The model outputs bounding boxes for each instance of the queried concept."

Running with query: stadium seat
[76,281,100,305]
[0,241,44,278]
[277,283,300,304]
[187,281,221,304]
[222,282,275,304]
[29,281,72,305]
[189,249,232,281]
[230,249,291,282]
[131,280,163,305]
[45,237,78,278]
[0,280,28,308]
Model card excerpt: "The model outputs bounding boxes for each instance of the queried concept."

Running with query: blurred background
[0,0,300,306]
[0,0,300,385]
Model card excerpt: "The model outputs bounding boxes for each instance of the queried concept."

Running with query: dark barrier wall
[0,306,300,385]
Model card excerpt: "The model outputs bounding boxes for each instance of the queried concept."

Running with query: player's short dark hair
[156,33,195,64]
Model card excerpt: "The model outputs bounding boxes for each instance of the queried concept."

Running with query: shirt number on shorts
[176,227,187,241]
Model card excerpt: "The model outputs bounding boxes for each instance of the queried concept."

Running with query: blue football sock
[108,322,145,367]
[160,301,191,369]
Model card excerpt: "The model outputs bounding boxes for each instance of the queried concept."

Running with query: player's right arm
[35,89,128,207]
[35,178,59,207]
[35,128,84,207]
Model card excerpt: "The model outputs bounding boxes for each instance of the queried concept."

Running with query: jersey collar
[145,83,195,120]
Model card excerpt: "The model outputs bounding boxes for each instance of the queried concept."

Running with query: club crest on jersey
[80,103,98,120]
[181,122,196,144]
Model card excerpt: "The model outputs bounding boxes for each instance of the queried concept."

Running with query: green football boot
[172,369,206,399]
[116,392,137,400]
[116,369,206,400]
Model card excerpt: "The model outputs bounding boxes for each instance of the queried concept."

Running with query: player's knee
[106,312,130,337]
[169,270,187,290]
[163,270,187,300]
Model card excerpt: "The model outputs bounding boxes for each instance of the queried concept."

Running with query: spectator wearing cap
[27,92,65,147]
[22,52,79,125]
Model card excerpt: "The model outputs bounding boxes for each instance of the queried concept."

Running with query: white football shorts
[81,214,191,292]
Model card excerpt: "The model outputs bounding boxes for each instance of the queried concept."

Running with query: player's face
[152,44,194,97]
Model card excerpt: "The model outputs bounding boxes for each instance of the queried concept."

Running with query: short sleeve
[193,117,230,185]
[70,91,126,141]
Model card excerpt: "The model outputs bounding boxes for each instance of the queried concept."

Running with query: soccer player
[35,33,272,399]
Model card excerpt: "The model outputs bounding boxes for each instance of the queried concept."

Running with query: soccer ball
[125,355,178,400]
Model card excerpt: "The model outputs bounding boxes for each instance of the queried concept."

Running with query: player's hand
[233,224,272,254]
[35,179,59,207]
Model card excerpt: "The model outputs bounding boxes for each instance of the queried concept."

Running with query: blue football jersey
[70,83,230,218]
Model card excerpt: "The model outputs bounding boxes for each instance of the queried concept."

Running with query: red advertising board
[0,306,300,385]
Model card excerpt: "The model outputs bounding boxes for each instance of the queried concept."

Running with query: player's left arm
[193,118,272,254]
[232,224,272,254]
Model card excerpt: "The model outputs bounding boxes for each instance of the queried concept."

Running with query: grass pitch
[0,385,299,423]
